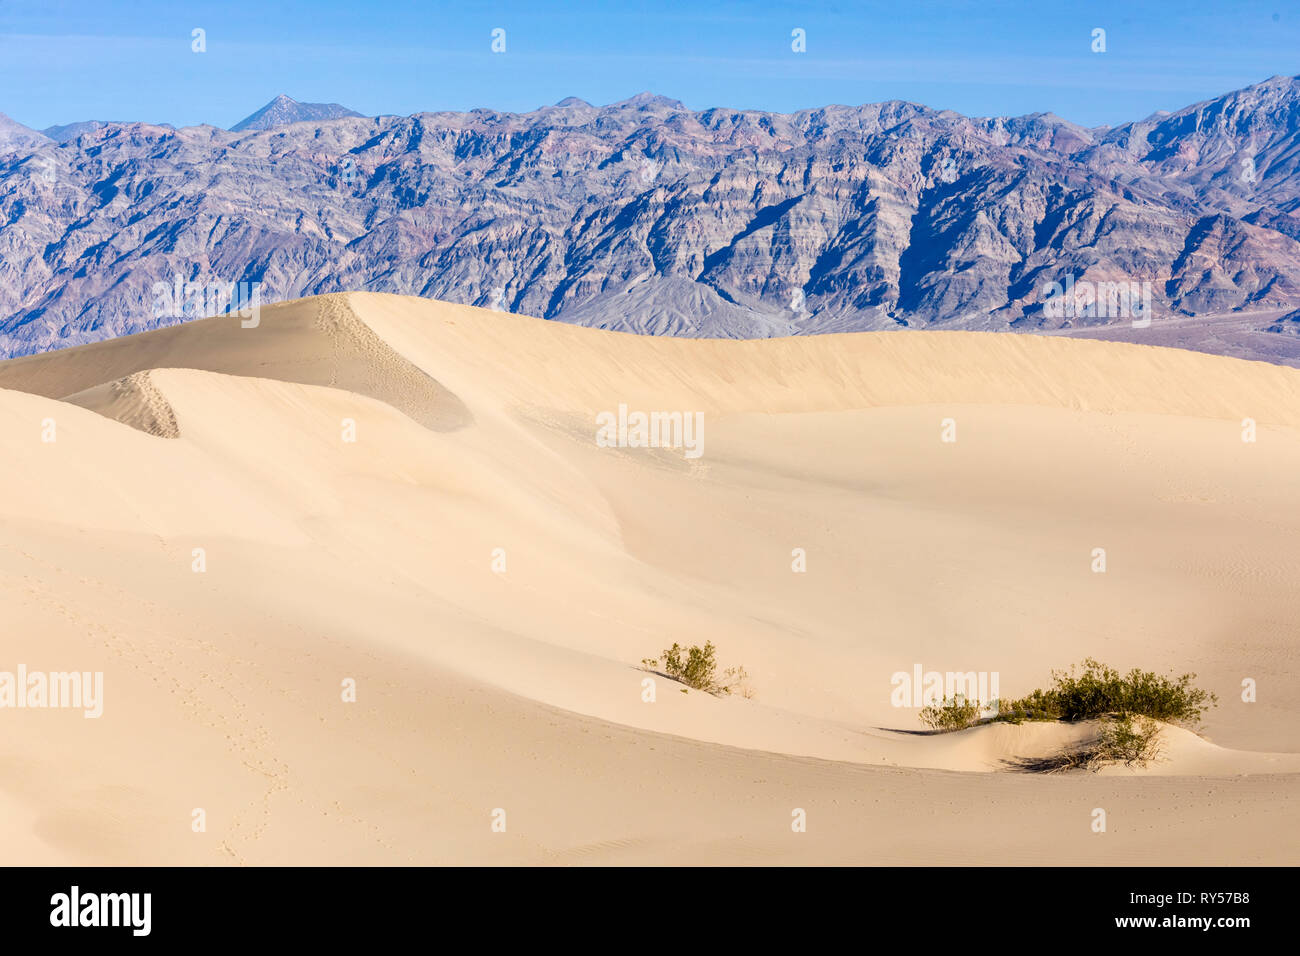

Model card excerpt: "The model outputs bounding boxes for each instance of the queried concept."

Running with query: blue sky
[2,0,1298,130]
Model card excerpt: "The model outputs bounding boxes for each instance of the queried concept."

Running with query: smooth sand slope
[1,292,1298,865]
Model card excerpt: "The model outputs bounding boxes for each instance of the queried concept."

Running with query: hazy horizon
[3,0,1298,130]
[10,70,1300,137]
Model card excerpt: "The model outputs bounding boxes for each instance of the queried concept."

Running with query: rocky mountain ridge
[2,78,1300,358]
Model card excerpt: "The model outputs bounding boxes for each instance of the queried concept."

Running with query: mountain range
[2,80,1300,358]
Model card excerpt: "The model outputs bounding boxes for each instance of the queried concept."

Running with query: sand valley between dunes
[1,292,1298,864]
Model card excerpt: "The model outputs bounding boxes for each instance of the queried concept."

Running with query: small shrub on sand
[996,658,1216,727]
[1096,715,1164,766]
[642,642,749,696]
[1017,715,1164,773]
[931,659,1214,772]
[918,696,983,731]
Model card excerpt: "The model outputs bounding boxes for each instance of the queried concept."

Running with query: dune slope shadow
[0,293,472,434]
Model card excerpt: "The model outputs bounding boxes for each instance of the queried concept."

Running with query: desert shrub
[991,689,1060,724]
[1095,715,1163,766]
[1013,715,1164,773]
[996,658,1216,727]
[642,642,749,696]
[918,696,983,731]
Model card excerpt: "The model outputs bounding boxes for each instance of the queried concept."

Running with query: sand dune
[2,292,1298,865]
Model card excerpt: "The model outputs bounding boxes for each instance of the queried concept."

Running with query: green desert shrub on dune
[642,641,750,697]
[1021,715,1165,773]
[918,696,984,731]
[918,659,1217,771]
[1095,714,1164,766]
[995,658,1217,727]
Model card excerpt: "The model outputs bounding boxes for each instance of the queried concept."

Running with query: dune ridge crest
[2,293,1298,864]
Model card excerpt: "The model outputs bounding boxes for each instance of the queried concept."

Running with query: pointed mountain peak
[230,95,364,132]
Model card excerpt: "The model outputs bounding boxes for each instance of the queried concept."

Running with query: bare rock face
[3,78,1300,357]
[0,113,50,154]
[42,121,110,143]
[1268,307,1300,335]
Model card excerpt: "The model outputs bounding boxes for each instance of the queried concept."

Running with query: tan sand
[1,292,1297,864]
